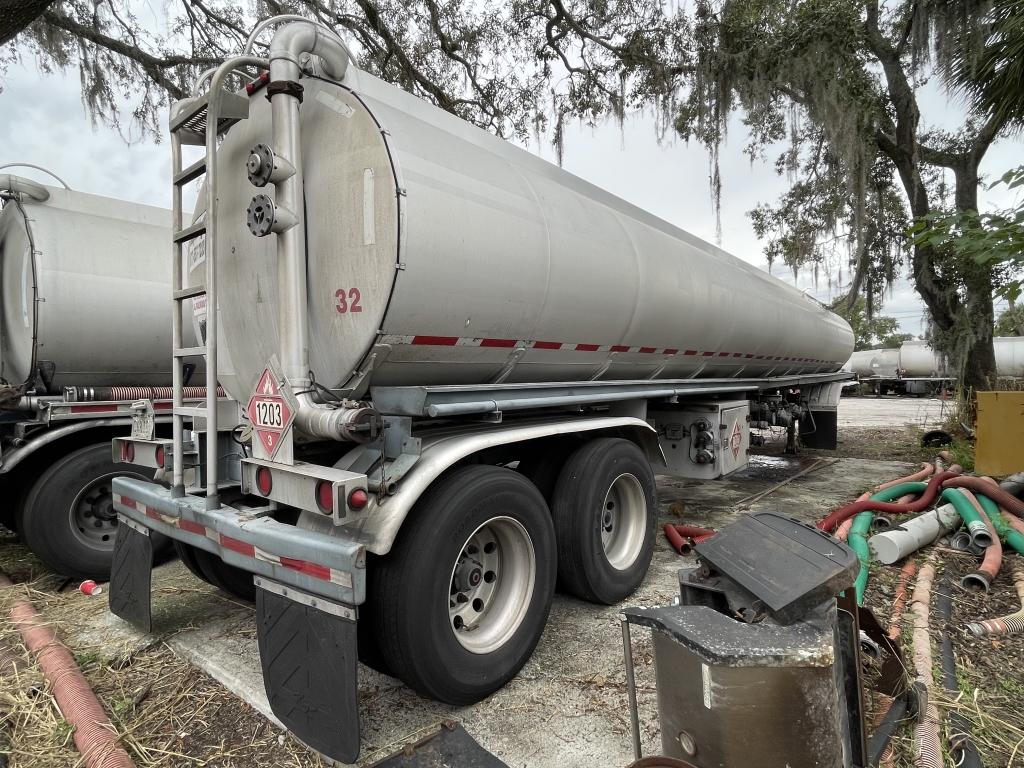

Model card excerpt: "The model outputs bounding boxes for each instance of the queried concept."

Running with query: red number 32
[335,288,363,314]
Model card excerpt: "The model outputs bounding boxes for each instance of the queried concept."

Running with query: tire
[175,541,256,602]
[16,443,165,581]
[551,437,656,605]
[367,465,556,704]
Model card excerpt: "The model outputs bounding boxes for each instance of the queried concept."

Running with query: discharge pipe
[0,573,135,768]
[868,504,960,565]
[260,20,378,443]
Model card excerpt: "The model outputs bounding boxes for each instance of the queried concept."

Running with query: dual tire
[364,437,655,704]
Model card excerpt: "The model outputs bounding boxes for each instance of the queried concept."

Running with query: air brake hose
[817,471,959,532]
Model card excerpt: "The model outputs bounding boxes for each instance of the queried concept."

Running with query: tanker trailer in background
[0,169,212,579]
[107,18,854,763]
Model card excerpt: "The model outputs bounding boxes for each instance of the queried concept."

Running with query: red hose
[0,574,135,768]
[663,524,715,555]
[672,524,716,538]
[888,561,917,642]
[817,471,960,532]
[874,463,934,490]
[959,489,1001,591]
[944,476,1024,519]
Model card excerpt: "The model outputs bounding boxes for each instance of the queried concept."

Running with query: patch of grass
[72,650,101,669]
[944,437,975,472]
[51,720,74,748]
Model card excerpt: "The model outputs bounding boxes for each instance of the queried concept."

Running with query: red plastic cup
[79,580,103,596]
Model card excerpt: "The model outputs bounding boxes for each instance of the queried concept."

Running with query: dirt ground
[1,395,1022,767]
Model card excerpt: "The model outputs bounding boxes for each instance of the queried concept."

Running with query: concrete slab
[72,454,915,766]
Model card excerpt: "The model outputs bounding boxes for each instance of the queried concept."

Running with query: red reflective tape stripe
[280,556,331,581]
[610,345,630,353]
[575,343,600,352]
[411,335,459,346]
[70,404,116,414]
[663,348,679,355]
[532,341,562,350]
[145,508,161,521]
[118,495,138,509]
[702,351,714,357]
[639,347,657,354]
[745,353,755,358]
[718,351,730,357]
[220,535,256,557]
[180,519,205,536]
[480,338,517,348]
[733,352,743,357]
[684,350,698,356]
[153,401,174,410]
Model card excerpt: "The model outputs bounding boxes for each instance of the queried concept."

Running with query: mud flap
[255,577,360,763]
[108,519,154,632]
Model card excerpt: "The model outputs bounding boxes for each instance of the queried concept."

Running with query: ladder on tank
[168,56,266,509]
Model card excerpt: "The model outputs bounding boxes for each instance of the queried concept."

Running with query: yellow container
[975,391,1024,475]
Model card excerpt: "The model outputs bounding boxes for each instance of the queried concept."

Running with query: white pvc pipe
[869,504,961,565]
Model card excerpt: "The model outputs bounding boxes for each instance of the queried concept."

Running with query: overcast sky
[1,53,1020,336]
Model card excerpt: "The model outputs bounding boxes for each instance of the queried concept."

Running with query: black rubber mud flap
[108,521,154,632]
[256,581,360,763]
[369,721,510,767]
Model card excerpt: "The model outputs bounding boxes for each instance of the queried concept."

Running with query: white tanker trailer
[107,18,854,762]
[0,168,211,579]
[845,337,1024,394]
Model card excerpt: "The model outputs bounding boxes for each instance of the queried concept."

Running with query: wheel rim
[601,473,647,571]
[69,472,143,551]
[448,516,536,655]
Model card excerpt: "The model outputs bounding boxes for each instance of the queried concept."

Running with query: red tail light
[255,466,273,496]
[315,480,335,514]
[121,442,135,463]
[347,488,369,511]
[155,446,165,468]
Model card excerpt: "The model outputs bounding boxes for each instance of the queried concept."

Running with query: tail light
[315,480,335,514]
[347,488,369,511]
[255,466,273,496]
[155,445,166,468]
[120,442,135,463]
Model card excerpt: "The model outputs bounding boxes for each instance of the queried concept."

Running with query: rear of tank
[204,71,854,406]
[0,186,183,392]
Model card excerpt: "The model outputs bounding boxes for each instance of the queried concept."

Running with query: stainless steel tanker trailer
[107,17,854,763]
[845,338,1024,394]
[0,169,209,579]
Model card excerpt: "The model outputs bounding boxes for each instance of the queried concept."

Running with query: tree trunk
[0,0,55,45]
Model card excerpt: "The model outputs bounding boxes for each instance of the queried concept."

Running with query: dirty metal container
[624,513,861,768]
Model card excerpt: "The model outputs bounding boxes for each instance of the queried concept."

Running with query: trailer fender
[0,418,133,474]
[311,415,663,556]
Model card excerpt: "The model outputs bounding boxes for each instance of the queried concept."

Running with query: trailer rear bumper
[111,477,366,605]
[109,476,365,762]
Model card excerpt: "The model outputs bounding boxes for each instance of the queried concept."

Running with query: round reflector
[348,488,369,511]
[155,446,166,468]
[124,443,135,463]
[315,480,335,514]
[255,466,273,496]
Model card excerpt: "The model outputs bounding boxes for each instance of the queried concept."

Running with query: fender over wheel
[552,437,656,605]
[365,465,557,704]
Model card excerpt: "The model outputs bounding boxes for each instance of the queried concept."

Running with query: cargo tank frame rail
[107,16,854,766]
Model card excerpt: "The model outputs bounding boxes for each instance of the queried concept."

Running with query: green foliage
[995,305,1024,336]
[831,296,911,350]
[908,166,1024,304]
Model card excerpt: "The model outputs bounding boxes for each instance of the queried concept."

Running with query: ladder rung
[174,346,207,357]
[174,158,207,185]
[174,286,207,301]
[173,221,207,243]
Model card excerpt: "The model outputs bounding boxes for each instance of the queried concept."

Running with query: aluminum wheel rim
[69,471,144,551]
[601,473,647,570]
[448,516,536,655]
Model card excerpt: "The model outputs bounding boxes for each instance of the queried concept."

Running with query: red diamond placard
[246,368,295,458]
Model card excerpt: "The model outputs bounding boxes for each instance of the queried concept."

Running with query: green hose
[849,482,929,604]
[973,492,1024,556]
[940,488,992,546]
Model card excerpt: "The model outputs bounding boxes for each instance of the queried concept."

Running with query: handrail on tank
[0,174,50,203]
[191,63,263,98]
[0,163,71,190]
